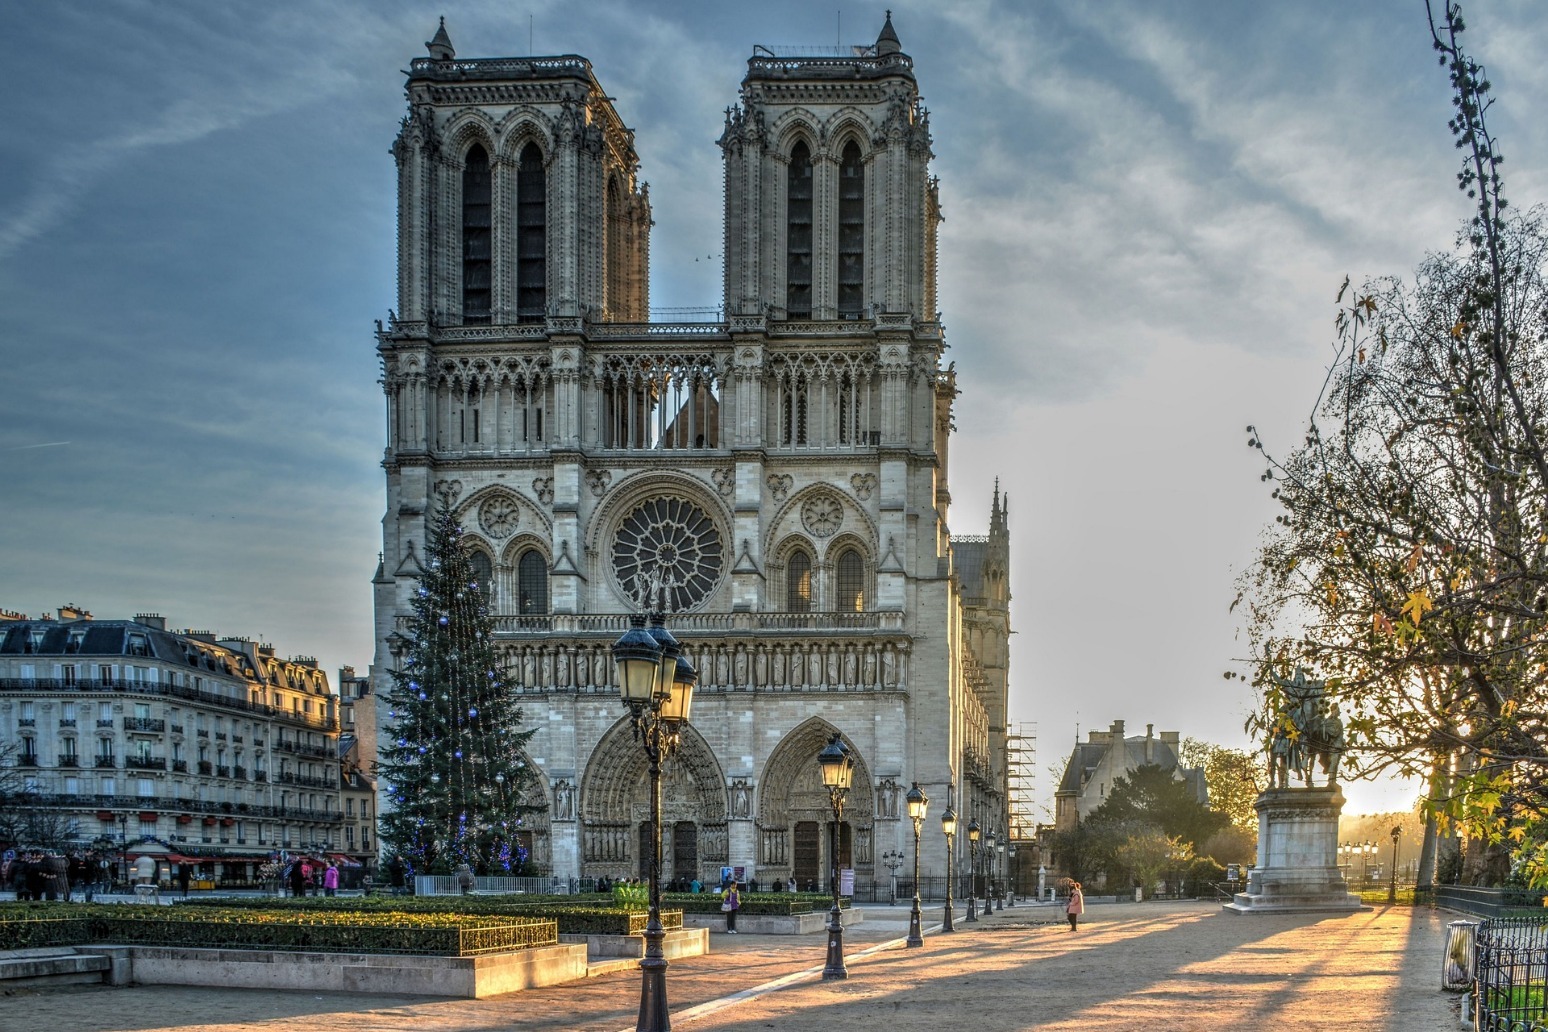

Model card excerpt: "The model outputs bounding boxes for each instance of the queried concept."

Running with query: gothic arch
[755,717,875,877]
[445,113,498,160]
[584,470,734,612]
[495,113,557,164]
[456,486,553,542]
[823,114,878,162]
[513,753,553,873]
[763,483,878,561]
[578,716,729,881]
[770,115,821,161]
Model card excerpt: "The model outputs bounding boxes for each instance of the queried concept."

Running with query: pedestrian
[721,880,741,934]
[323,862,339,897]
[787,876,796,894]
[288,859,306,898]
[301,860,315,896]
[177,864,192,898]
[1067,881,1085,932]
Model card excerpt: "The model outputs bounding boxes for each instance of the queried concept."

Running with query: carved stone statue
[1265,667,1345,788]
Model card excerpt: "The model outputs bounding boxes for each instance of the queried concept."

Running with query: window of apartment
[62,701,75,721]
[20,701,34,721]
[20,737,37,761]
[61,737,77,760]
[127,633,149,657]
[346,825,355,846]
[61,664,77,686]
[100,776,115,796]
[346,797,355,817]
[137,778,154,798]
[98,664,113,681]
[98,702,112,722]
[63,776,79,795]
[134,702,150,721]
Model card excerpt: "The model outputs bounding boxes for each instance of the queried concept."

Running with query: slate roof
[954,539,987,598]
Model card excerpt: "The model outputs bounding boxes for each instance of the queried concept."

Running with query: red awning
[327,854,363,867]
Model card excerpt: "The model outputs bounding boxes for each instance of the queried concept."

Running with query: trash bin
[1443,919,1478,990]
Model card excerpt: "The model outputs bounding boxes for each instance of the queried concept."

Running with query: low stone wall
[559,926,709,959]
[681,909,863,935]
[90,941,588,999]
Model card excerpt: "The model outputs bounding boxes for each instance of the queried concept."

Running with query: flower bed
[0,902,556,957]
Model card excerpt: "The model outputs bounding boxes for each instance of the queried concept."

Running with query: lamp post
[1388,826,1401,904]
[118,813,130,892]
[611,612,698,1032]
[941,806,956,932]
[881,850,905,905]
[818,733,855,980]
[1362,841,1374,887]
[965,818,980,922]
[905,782,928,947]
[1007,844,1016,907]
[984,829,997,915]
[996,839,1006,911]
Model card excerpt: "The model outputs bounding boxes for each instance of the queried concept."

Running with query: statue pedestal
[1222,786,1366,915]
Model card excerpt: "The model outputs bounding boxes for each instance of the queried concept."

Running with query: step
[0,947,110,989]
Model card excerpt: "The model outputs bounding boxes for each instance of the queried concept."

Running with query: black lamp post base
[637,947,670,1031]
[906,896,924,947]
[822,909,848,979]
[966,894,978,922]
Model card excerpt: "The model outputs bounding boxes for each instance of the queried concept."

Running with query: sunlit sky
[6,1,1547,817]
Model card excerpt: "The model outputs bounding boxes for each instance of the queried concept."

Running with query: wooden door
[672,821,698,884]
[793,821,820,889]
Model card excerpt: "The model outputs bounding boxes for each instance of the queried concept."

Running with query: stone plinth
[1223,786,1366,915]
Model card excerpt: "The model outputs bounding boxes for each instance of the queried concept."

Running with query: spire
[426,17,455,61]
[875,10,901,55]
[990,478,1007,537]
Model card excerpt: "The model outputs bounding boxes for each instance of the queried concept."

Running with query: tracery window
[461,144,492,324]
[835,548,866,612]
[786,142,813,318]
[612,497,725,611]
[517,143,547,322]
[468,550,494,605]
[517,550,549,614]
[837,141,864,318]
[787,551,813,613]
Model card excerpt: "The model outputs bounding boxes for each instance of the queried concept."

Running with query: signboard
[840,867,855,896]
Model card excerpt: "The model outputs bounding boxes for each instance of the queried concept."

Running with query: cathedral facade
[371,16,1012,891]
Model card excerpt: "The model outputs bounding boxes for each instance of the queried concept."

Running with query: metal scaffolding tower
[1007,722,1037,841]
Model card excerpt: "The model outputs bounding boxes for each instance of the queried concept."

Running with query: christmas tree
[377,505,539,875]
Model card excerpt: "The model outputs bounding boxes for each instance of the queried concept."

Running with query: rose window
[479,496,519,538]
[801,494,843,538]
[612,497,725,611]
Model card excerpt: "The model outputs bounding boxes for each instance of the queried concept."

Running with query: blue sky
[5,0,1547,815]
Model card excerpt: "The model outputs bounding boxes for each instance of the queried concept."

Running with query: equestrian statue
[1265,667,1345,789]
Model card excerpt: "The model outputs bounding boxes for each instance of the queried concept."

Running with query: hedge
[662,892,845,916]
[0,903,556,957]
[172,895,683,936]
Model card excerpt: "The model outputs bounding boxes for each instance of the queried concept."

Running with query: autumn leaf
[1451,319,1467,339]
[1325,582,1339,608]
[1406,542,1423,574]
[1402,588,1434,625]
[1509,825,1528,843]
[1374,611,1394,635]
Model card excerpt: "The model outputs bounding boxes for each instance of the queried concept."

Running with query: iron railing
[1476,917,1548,1032]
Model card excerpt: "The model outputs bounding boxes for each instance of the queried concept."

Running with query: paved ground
[0,899,1461,1031]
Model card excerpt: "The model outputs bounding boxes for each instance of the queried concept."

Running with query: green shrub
[662,892,841,916]
[171,895,681,935]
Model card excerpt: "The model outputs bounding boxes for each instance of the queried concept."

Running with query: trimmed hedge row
[662,892,847,916]
[173,895,683,936]
[0,903,556,957]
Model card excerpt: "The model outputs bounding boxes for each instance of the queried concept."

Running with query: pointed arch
[786,140,814,318]
[579,716,729,882]
[461,142,493,324]
[516,141,547,322]
[755,717,875,880]
[837,138,865,319]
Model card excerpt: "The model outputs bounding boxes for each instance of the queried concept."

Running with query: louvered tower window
[837,141,864,318]
[836,548,865,612]
[461,145,492,324]
[518,550,549,614]
[787,552,813,612]
[786,142,813,318]
[517,143,547,323]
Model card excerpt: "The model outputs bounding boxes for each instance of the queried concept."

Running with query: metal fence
[1421,885,1548,918]
[1476,917,1548,1032]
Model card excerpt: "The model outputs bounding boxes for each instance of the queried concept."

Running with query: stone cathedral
[371,15,1013,891]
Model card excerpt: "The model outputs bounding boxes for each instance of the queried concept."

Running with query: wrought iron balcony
[125,756,166,771]
[197,760,213,775]
[171,760,188,772]
[57,755,79,767]
[94,756,117,768]
[124,717,165,733]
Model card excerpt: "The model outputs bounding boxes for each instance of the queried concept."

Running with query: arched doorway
[579,718,728,885]
[756,718,874,891]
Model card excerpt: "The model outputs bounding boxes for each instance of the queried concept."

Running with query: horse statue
[1264,668,1345,788]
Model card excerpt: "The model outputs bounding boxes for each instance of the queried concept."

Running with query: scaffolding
[1007,722,1037,842]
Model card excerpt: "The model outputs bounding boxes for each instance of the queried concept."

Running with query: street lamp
[611,612,698,1032]
[817,733,854,980]
[880,849,905,905]
[1007,844,1016,908]
[996,839,1006,911]
[1388,826,1401,904]
[118,813,130,892]
[940,806,957,933]
[905,782,928,947]
[985,829,997,915]
[1362,841,1375,887]
[966,818,981,922]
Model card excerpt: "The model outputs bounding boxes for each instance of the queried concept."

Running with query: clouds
[2,1,1544,816]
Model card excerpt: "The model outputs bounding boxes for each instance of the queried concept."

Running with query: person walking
[1066,881,1085,932]
[323,862,339,897]
[287,859,306,898]
[177,863,192,898]
[721,880,741,934]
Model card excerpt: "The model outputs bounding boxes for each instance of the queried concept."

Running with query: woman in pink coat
[1066,881,1085,932]
[323,863,340,897]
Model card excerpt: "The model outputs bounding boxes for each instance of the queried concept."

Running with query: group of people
[284,857,341,897]
[4,848,119,901]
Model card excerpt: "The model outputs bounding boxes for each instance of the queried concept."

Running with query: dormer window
[127,633,149,657]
